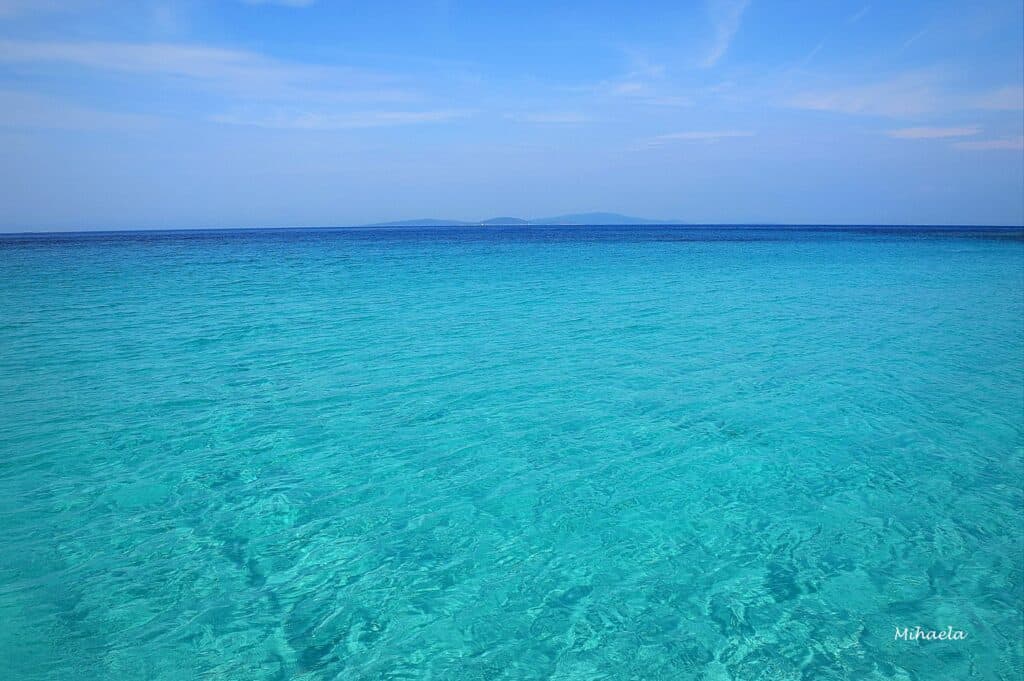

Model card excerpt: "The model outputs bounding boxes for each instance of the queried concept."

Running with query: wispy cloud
[701,0,750,68]
[0,89,159,129]
[506,112,592,124]
[211,109,472,130]
[240,0,316,6]
[0,39,407,101]
[953,136,1024,151]
[0,0,84,18]
[787,73,941,116]
[602,81,691,107]
[0,39,475,133]
[787,73,1024,117]
[588,56,692,108]
[968,85,1024,111]
[0,0,30,15]
[801,40,825,66]
[848,5,871,24]
[643,130,754,147]
[610,81,648,96]
[887,126,979,139]
[901,28,929,51]
[0,39,321,82]
[600,58,660,96]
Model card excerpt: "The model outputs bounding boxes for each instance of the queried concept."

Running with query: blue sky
[0,0,1021,230]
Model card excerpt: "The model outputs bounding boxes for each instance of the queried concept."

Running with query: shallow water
[1,226,1022,680]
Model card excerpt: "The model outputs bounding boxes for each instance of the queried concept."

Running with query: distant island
[366,212,676,227]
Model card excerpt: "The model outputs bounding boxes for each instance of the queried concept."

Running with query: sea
[1,225,1022,680]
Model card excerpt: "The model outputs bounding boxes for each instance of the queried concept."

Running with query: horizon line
[3,222,1024,237]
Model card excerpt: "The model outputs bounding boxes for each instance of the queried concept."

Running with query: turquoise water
[0,226,1022,680]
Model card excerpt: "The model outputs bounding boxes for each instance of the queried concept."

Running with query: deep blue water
[1,225,1022,680]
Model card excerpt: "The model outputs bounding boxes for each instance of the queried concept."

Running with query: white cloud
[953,136,1024,151]
[506,112,591,124]
[801,40,825,65]
[240,0,316,5]
[644,130,754,147]
[589,57,691,108]
[848,5,871,24]
[211,109,472,130]
[0,90,159,129]
[0,39,407,102]
[601,81,690,107]
[0,39,476,132]
[598,57,664,97]
[701,0,750,68]
[0,39,312,82]
[968,85,1024,111]
[901,28,929,51]
[0,0,85,17]
[610,81,647,96]
[645,95,693,107]
[887,126,979,139]
[787,73,1024,117]
[787,74,941,117]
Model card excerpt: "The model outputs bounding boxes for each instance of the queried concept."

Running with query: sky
[0,0,1021,230]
